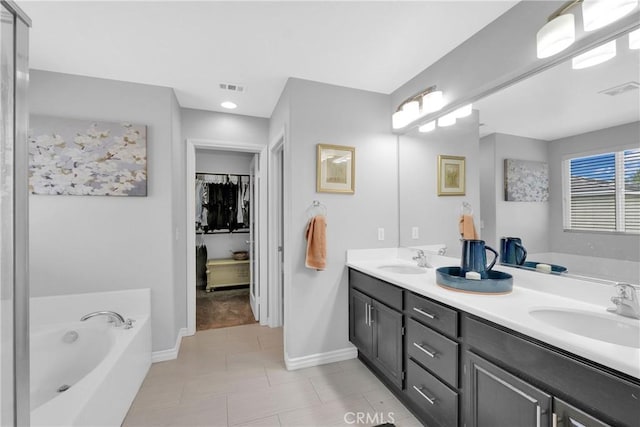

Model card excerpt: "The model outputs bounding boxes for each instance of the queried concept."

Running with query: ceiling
[20,1,517,118]
[475,32,640,141]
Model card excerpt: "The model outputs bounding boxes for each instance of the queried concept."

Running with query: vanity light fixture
[630,28,640,49]
[536,7,577,58]
[572,40,617,69]
[392,86,444,130]
[418,121,436,133]
[437,112,457,127]
[221,101,237,109]
[582,0,638,32]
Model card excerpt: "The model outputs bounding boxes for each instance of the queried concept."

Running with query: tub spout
[80,311,126,327]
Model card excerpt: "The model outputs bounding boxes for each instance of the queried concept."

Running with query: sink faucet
[413,250,431,268]
[80,311,134,328]
[607,284,640,319]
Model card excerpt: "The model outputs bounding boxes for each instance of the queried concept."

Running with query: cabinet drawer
[406,292,458,338]
[349,269,403,311]
[406,358,458,427]
[407,318,458,388]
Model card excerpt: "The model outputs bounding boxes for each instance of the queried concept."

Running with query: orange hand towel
[459,214,478,240]
[305,215,327,270]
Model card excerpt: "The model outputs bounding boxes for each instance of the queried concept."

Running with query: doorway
[186,139,268,336]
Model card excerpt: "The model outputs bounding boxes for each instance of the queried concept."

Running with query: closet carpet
[196,287,257,331]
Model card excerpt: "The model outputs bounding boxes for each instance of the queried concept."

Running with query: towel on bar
[305,215,327,270]
[459,214,478,240]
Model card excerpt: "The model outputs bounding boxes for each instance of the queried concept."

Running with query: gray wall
[399,112,481,253]
[549,122,640,261]
[271,78,398,359]
[182,108,269,146]
[29,70,182,352]
[480,133,550,253]
[195,150,253,260]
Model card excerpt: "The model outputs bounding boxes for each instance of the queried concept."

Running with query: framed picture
[438,155,465,196]
[504,158,549,202]
[317,143,355,194]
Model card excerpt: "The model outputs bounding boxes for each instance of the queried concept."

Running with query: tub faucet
[81,311,133,328]
[607,284,640,319]
[413,250,431,268]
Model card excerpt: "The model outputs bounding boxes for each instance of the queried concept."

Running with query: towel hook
[461,202,473,215]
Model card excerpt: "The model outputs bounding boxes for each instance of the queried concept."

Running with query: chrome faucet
[80,311,134,328]
[607,284,640,319]
[413,250,431,268]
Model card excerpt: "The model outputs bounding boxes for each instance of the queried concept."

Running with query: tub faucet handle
[124,318,136,329]
[607,283,640,319]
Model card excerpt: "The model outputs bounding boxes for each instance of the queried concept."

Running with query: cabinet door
[467,352,552,427]
[349,288,373,357]
[371,300,404,388]
[554,398,610,427]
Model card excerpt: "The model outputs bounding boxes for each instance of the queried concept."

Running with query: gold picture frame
[438,155,466,196]
[316,144,355,194]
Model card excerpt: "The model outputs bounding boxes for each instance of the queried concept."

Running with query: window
[564,148,640,233]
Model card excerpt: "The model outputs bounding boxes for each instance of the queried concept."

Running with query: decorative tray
[521,261,567,273]
[435,266,513,295]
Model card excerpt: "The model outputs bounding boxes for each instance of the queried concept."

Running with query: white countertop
[346,248,640,380]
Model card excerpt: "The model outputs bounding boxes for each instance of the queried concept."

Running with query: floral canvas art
[29,116,147,196]
[504,159,549,202]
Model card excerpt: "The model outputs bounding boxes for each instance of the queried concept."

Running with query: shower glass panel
[0,5,15,425]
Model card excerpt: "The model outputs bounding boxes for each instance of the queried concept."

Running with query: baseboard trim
[285,345,357,371]
[151,327,188,363]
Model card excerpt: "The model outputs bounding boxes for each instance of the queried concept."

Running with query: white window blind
[566,148,640,233]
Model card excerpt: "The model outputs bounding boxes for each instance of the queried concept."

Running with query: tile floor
[123,324,422,427]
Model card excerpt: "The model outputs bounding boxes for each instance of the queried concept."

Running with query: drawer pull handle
[412,385,436,405]
[413,307,436,319]
[413,342,437,358]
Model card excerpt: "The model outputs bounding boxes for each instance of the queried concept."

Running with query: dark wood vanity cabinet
[466,351,552,427]
[348,268,639,427]
[349,271,403,388]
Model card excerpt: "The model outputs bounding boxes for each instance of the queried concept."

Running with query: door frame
[185,138,268,335]
[268,131,285,329]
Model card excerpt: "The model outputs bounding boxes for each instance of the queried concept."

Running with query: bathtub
[30,289,151,427]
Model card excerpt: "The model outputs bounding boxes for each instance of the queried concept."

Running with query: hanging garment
[196,243,208,289]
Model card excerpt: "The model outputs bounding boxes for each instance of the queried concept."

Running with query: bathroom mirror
[398,30,640,285]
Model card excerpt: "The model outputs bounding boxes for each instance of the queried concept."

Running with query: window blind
[624,149,640,232]
[567,149,640,233]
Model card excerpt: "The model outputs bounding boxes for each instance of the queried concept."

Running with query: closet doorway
[186,139,268,336]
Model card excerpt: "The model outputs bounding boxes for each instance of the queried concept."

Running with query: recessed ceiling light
[221,101,237,109]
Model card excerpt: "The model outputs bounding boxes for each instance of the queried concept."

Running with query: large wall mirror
[399,29,640,285]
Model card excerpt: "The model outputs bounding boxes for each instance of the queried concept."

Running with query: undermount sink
[529,308,640,348]
[378,265,427,275]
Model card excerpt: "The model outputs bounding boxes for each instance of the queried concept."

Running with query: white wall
[195,150,253,260]
[398,111,481,255]
[479,133,550,254]
[271,78,398,360]
[548,122,640,262]
[29,70,182,352]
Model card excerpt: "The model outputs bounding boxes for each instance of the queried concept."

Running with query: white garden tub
[30,289,151,427]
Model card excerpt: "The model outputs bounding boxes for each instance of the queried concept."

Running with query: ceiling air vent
[599,81,639,96]
[219,82,245,93]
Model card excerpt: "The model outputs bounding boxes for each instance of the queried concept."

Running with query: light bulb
[422,90,444,114]
[419,121,436,133]
[536,14,576,58]
[572,40,617,69]
[221,101,237,109]
[392,110,409,130]
[582,0,638,32]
